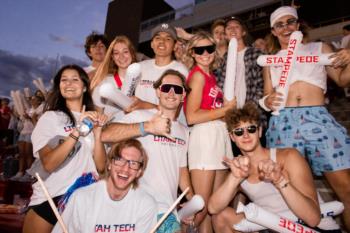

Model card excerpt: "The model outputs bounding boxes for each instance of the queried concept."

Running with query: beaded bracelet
[69,133,79,141]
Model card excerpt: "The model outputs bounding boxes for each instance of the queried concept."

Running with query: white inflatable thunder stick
[10,90,22,116]
[23,87,32,98]
[37,78,47,93]
[14,90,25,116]
[178,195,205,220]
[99,82,133,110]
[257,53,335,67]
[272,31,303,116]
[234,201,344,232]
[18,90,30,110]
[236,202,319,233]
[223,38,238,101]
[33,79,46,95]
[121,63,141,97]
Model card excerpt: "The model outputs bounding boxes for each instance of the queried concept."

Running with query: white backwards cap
[270,6,298,27]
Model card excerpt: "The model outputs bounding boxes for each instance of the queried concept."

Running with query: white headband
[270,6,298,27]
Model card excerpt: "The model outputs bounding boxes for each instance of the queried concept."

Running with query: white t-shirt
[135,59,188,125]
[135,59,188,105]
[270,42,327,92]
[29,111,97,206]
[92,74,125,121]
[341,34,350,49]
[118,109,189,214]
[52,180,157,233]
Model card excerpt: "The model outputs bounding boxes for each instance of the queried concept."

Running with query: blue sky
[0,0,193,97]
[0,0,109,61]
[0,0,109,97]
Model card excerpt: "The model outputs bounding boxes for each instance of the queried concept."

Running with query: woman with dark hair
[263,6,350,231]
[23,64,108,233]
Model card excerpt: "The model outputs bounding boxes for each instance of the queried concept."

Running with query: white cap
[270,6,298,27]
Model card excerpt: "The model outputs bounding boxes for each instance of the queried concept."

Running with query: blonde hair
[90,35,137,90]
[182,31,220,71]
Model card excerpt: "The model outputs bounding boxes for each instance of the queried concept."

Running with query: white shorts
[188,120,233,170]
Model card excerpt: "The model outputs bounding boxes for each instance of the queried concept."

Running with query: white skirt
[188,120,233,170]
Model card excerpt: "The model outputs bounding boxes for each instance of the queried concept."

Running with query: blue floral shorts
[266,106,350,176]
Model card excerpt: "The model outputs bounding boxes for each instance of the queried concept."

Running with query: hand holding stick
[149,187,189,233]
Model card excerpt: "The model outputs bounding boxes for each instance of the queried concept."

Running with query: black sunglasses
[192,45,216,55]
[160,84,184,94]
[273,18,298,31]
[232,125,258,136]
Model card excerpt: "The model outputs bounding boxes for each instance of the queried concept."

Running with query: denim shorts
[266,106,350,176]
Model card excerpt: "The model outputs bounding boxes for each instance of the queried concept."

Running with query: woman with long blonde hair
[90,35,137,119]
[183,31,236,233]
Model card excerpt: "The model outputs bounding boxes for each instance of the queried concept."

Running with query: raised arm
[324,44,350,87]
[91,112,109,173]
[101,111,171,143]
[39,128,81,173]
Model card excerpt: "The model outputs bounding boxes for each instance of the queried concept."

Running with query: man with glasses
[52,139,157,233]
[102,69,193,233]
[208,102,342,233]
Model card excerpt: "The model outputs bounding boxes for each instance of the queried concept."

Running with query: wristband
[69,133,79,141]
[275,178,290,190]
[139,122,147,137]
[258,95,272,112]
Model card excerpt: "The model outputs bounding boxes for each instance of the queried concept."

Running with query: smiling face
[151,32,175,58]
[112,42,133,70]
[88,40,107,63]
[59,69,85,101]
[230,121,262,153]
[108,146,143,198]
[225,20,246,41]
[271,15,299,49]
[157,74,186,112]
[192,38,215,69]
[212,25,225,45]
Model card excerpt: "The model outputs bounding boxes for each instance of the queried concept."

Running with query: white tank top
[270,42,327,92]
[241,148,289,213]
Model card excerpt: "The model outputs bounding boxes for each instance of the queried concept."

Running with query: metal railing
[140,3,194,31]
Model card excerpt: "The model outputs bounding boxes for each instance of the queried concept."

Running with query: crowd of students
[1,4,350,233]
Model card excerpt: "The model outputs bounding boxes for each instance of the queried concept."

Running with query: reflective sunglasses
[112,155,143,170]
[273,18,298,31]
[232,125,258,136]
[160,84,184,94]
[192,45,216,55]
